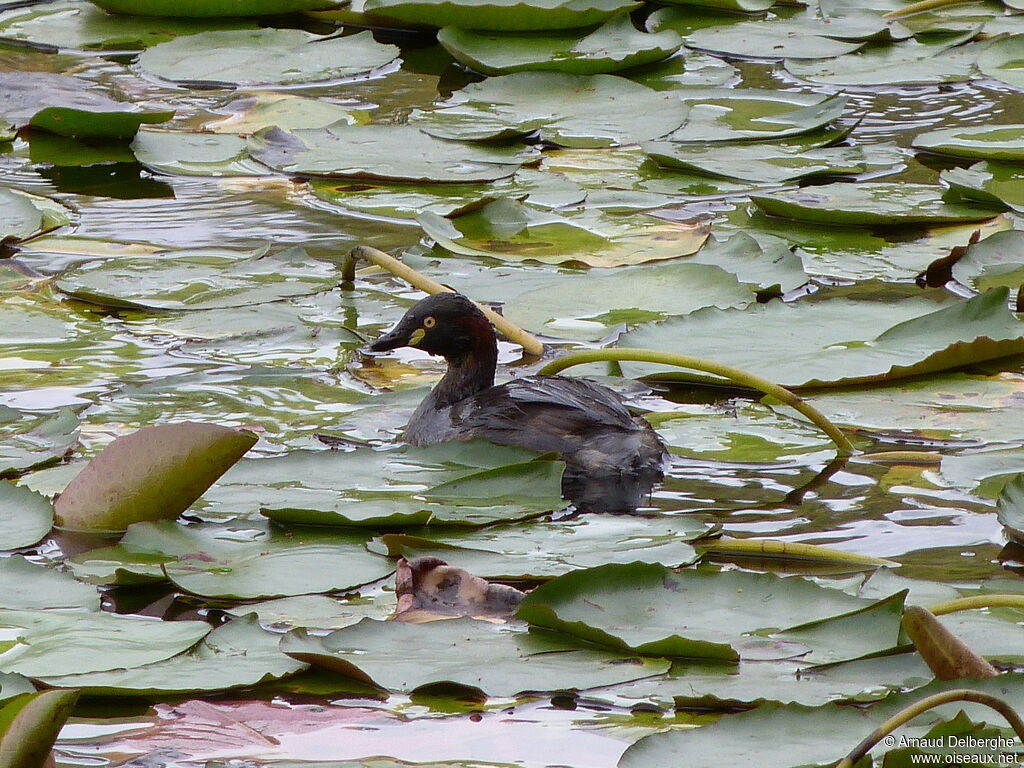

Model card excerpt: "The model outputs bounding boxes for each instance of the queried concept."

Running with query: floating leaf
[500,260,753,340]
[0,556,99,610]
[0,689,79,768]
[657,0,774,12]
[411,71,688,148]
[997,473,1024,541]
[665,89,847,142]
[224,594,393,630]
[418,198,710,267]
[362,0,639,30]
[131,130,269,177]
[0,0,257,52]
[203,92,365,135]
[0,72,172,139]
[914,124,1024,161]
[52,422,257,532]
[0,482,53,550]
[281,617,670,696]
[684,232,808,294]
[437,14,681,75]
[516,563,879,660]
[950,229,1024,293]
[682,17,869,59]
[620,288,1024,388]
[88,0,336,16]
[56,245,339,311]
[40,615,307,695]
[138,29,399,87]
[751,183,997,226]
[249,123,526,183]
[0,188,73,244]
[942,161,1024,212]
[626,49,738,89]
[374,515,706,579]
[940,446,1024,498]
[977,33,1024,90]
[644,141,899,184]
[0,407,78,477]
[0,608,210,677]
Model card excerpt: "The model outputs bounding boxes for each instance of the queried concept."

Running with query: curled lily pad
[138,29,399,87]
[249,123,526,183]
[40,615,307,695]
[0,188,72,244]
[411,71,688,148]
[626,49,739,89]
[281,618,670,696]
[942,161,1024,212]
[644,141,899,184]
[418,198,710,267]
[203,93,366,135]
[0,556,98,610]
[87,0,336,15]
[131,129,269,177]
[914,124,1024,161]
[751,183,998,226]
[997,474,1024,541]
[949,229,1024,293]
[0,72,172,139]
[620,288,1024,388]
[52,422,257,532]
[0,0,258,52]
[0,482,53,550]
[437,14,681,75]
[666,89,847,142]
[977,33,1024,90]
[362,0,639,31]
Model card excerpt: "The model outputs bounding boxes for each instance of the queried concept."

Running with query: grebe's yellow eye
[423,315,436,328]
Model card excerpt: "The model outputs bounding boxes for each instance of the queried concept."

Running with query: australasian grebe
[368,293,667,489]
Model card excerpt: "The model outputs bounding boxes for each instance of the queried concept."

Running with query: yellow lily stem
[928,595,1024,616]
[342,245,545,357]
[836,689,1024,768]
[883,0,973,18]
[537,348,856,455]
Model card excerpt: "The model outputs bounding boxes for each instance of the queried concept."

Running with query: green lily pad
[516,563,881,660]
[67,545,170,586]
[499,260,752,340]
[682,18,868,60]
[0,608,210,677]
[940,446,1024,498]
[657,0,773,11]
[138,29,399,87]
[373,515,706,579]
[996,475,1024,540]
[204,93,366,135]
[0,556,99,610]
[411,71,688,148]
[362,0,638,31]
[626,49,739,89]
[799,372,1024,446]
[39,615,307,695]
[0,673,35,704]
[751,183,998,226]
[644,141,899,184]
[942,162,1024,212]
[437,14,681,76]
[88,0,336,16]
[0,72,172,140]
[249,123,526,183]
[665,89,847,142]
[52,422,256,532]
[281,617,670,696]
[950,229,1024,293]
[0,187,73,244]
[0,0,258,52]
[309,169,585,220]
[785,31,983,85]
[80,519,395,599]
[0,407,78,478]
[977,33,1024,90]
[914,124,1024,161]
[0,121,14,142]
[131,129,269,177]
[419,198,710,267]
[621,288,1024,388]
[0,482,53,550]
[684,232,808,294]
[226,594,394,629]
[56,245,339,311]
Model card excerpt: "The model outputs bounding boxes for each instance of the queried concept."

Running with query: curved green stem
[928,595,1024,616]
[538,348,856,455]
[836,689,1024,768]
[883,0,974,18]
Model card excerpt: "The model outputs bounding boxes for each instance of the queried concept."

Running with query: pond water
[2,1,1024,766]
